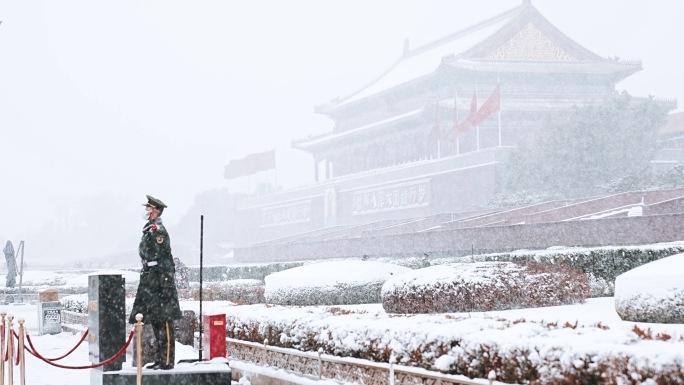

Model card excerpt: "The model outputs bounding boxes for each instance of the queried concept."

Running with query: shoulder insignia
[156,235,164,244]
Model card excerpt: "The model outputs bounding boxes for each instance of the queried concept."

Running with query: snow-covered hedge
[60,294,89,313]
[188,279,264,304]
[62,293,135,318]
[381,262,588,314]
[226,304,684,384]
[264,261,411,306]
[443,243,684,297]
[615,253,684,323]
[188,262,304,282]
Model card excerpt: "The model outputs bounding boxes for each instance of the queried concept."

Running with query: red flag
[224,149,276,179]
[473,83,500,126]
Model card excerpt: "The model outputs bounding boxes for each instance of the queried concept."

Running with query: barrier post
[7,315,13,385]
[389,354,396,385]
[135,314,143,385]
[1,311,6,385]
[317,348,322,379]
[17,319,24,385]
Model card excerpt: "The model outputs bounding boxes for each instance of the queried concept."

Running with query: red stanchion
[20,330,135,370]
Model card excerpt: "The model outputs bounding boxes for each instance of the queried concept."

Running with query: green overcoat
[129,218,182,324]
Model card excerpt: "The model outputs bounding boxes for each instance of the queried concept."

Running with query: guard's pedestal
[88,274,126,385]
[129,310,197,367]
[102,360,232,385]
[37,289,61,335]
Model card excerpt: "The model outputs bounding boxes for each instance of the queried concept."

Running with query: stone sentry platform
[102,359,232,385]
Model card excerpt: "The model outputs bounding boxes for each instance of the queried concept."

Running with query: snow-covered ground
[0,254,683,384]
[4,297,683,385]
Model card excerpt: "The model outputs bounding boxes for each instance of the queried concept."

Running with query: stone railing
[1,293,39,304]
[61,309,137,334]
[227,338,498,385]
[60,310,88,334]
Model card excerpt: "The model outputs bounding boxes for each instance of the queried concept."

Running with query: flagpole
[497,78,502,147]
[498,109,502,147]
[454,91,460,156]
[475,82,480,151]
[433,98,440,159]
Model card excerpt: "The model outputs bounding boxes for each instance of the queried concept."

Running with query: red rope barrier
[22,330,135,370]
[14,331,19,366]
[10,329,89,362]
[5,328,13,363]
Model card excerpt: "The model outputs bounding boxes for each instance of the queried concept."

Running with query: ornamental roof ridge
[404,4,522,59]
[315,4,524,114]
[317,2,636,114]
[456,3,602,62]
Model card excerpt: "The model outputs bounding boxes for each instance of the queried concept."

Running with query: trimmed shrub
[439,243,684,297]
[187,262,304,282]
[61,294,89,313]
[382,262,589,314]
[265,260,411,306]
[188,279,264,304]
[615,253,684,323]
[226,305,684,384]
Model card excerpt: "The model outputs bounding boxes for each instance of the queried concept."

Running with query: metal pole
[17,319,24,385]
[198,215,204,361]
[1,312,5,385]
[7,315,13,385]
[136,314,143,385]
[497,78,502,148]
[17,242,24,303]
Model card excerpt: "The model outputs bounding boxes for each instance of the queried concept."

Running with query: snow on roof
[337,10,516,107]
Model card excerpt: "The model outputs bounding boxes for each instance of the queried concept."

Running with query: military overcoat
[129,218,182,324]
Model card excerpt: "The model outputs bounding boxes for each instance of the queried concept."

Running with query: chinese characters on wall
[353,180,430,215]
[261,201,312,227]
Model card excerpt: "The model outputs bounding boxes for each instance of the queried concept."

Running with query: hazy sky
[1,0,682,244]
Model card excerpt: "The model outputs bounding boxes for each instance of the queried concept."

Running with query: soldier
[129,195,182,370]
